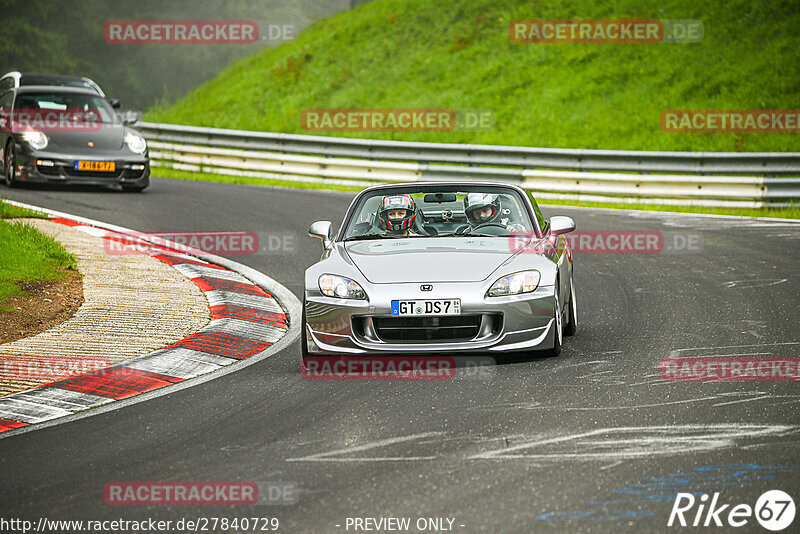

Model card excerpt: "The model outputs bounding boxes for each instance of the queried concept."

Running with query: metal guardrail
[138,121,800,207]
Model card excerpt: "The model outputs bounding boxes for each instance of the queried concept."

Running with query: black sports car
[0,86,149,191]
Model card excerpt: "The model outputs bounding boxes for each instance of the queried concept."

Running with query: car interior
[345,190,530,239]
[14,93,115,123]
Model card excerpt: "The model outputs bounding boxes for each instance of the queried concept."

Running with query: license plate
[75,160,115,172]
[391,299,461,316]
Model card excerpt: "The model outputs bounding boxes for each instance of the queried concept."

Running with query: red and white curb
[0,202,300,437]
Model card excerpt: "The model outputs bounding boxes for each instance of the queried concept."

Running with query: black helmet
[464,193,501,225]
[378,194,417,233]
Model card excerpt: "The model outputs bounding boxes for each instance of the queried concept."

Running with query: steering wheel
[473,222,507,231]
[351,222,373,236]
[454,222,507,234]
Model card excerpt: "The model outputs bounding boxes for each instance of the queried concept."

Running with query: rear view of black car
[0,86,149,191]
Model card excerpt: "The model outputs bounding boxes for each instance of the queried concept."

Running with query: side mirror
[548,216,576,236]
[120,110,142,126]
[308,220,333,249]
[109,99,121,110]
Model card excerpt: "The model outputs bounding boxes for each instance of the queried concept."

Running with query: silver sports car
[303,182,577,357]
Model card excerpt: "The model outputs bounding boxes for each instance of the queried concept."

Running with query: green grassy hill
[146,0,800,152]
[1,0,343,110]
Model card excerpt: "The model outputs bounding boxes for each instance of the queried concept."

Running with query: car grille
[36,165,60,176]
[64,166,123,178]
[369,314,499,343]
[122,168,145,179]
[36,162,144,180]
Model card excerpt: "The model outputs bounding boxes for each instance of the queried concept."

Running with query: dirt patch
[0,274,84,344]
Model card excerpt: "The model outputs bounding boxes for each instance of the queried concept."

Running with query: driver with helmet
[463,193,525,232]
[378,194,422,237]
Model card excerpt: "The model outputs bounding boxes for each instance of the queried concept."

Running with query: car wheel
[545,287,563,357]
[564,278,577,337]
[301,297,311,358]
[4,142,18,187]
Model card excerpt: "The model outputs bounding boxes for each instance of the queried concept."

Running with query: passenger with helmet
[463,193,525,232]
[378,194,423,237]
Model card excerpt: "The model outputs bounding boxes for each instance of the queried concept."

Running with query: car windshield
[342,186,535,240]
[19,78,99,93]
[14,92,118,124]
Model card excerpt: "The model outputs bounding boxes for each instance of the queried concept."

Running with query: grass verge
[0,200,77,311]
[0,200,49,220]
[538,197,800,219]
[152,166,365,193]
[146,0,800,152]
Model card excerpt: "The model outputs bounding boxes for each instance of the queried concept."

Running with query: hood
[42,123,125,151]
[344,237,518,283]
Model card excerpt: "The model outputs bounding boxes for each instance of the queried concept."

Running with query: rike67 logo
[669,490,795,531]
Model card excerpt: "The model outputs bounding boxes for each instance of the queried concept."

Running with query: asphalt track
[2,178,799,533]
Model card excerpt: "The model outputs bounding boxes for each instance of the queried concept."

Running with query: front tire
[4,142,18,188]
[300,297,311,358]
[545,287,563,357]
[564,278,577,337]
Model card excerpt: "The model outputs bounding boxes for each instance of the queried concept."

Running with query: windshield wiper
[343,233,394,242]
[437,231,497,238]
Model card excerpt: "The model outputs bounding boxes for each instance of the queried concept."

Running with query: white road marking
[286,432,444,462]
[668,341,800,358]
[284,423,799,464]
[713,395,775,407]
[534,396,723,411]
[600,461,624,471]
[723,278,787,289]
[468,424,798,460]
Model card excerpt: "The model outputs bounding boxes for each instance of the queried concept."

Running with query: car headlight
[487,270,541,297]
[21,130,48,150]
[319,274,366,299]
[124,132,146,154]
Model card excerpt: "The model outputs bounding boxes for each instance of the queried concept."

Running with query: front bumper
[304,282,557,355]
[11,146,150,188]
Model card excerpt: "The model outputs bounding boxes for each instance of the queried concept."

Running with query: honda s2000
[303,182,577,357]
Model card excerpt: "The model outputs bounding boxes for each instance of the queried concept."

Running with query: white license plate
[391,299,461,316]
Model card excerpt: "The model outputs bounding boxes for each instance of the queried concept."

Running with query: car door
[531,193,571,314]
